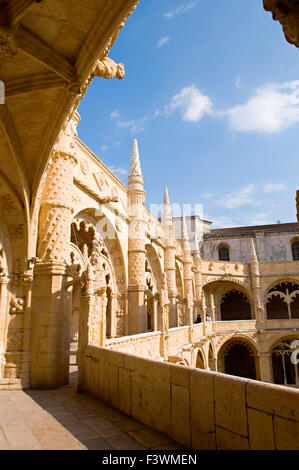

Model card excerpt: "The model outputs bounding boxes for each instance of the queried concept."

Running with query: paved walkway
[0,349,183,450]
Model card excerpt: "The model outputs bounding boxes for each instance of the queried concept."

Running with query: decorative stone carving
[9,297,25,315]
[6,330,23,351]
[38,149,78,262]
[0,247,7,276]
[93,57,125,80]
[0,27,17,57]
[54,111,80,157]
[80,159,89,175]
[264,0,299,48]
[8,224,24,240]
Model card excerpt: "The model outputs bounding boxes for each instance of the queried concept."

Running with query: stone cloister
[0,0,299,450]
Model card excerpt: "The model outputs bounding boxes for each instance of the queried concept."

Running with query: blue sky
[78,0,299,228]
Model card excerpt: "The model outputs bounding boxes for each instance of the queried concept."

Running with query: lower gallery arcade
[1,115,298,392]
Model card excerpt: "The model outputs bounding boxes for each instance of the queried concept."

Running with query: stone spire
[129,139,142,178]
[161,187,173,238]
[128,139,145,213]
[250,238,260,275]
[193,230,201,260]
[181,216,190,251]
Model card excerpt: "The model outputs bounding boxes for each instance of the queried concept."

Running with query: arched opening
[219,339,257,380]
[220,290,251,321]
[145,246,162,332]
[68,212,122,382]
[266,282,299,320]
[196,350,205,369]
[292,242,299,261]
[219,245,230,261]
[272,338,299,387]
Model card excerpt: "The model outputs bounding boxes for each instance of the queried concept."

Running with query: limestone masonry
[0,0,299,451]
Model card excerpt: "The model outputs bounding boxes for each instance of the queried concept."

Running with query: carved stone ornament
[0,27,17,57]
[93,57,125,80]
[80,159,89,175]
[9,297,25,315]
[53,111,80,157]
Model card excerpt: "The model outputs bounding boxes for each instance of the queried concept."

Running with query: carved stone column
[30,262,71,389]
[30,138,78,388]
[158,274,170,359]
[77,273,106,392]
[37,151,78,263]
[161,187,177,328]
[127,140,147,335]
[164,241,177,328]
[193,242,203,321]
[258,352,273,383]
[128,231,146,334]
[19,271,34,389]
[0,275,9,378]
[250,239,265,329]
[108,293,119,338]
[181,218,194,342]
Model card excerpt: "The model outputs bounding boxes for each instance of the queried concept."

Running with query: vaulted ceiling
[263,0,299,48]
[0,0,139,228]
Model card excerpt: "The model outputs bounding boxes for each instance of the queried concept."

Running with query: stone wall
[81,345,299,450]
[203,230,299,263]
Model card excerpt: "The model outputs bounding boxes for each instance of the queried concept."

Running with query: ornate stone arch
[265,279,299,320]
[145,244,163,292]
[203,279,253,321]
[264,277,299,302]
[194,347,207,369]
[216,333,259,356]
[269,335,299,386]
[217,334,260,380]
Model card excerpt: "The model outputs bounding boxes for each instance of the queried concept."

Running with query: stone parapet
[81,345,299,449]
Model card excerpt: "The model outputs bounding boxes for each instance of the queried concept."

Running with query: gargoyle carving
[93,57,125,80]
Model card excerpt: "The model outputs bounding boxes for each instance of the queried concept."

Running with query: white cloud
[101,145,108,152]
[108,166,128,176]
[226,80,299,134]
[110,110,120,120]
[166,85,212,122]
[217,184,259,210]
[235,74,242,89]
[264,183,287,193]
[157,36,171,48]
[202,192,215,200]
[210,215,238,229]
[164,1,198,19]
[110,109,159,134]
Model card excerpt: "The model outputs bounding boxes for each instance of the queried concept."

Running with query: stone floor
[0,347,184,450]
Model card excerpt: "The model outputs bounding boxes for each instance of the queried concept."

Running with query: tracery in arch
[271,338,299,387]
[266,281,299,320]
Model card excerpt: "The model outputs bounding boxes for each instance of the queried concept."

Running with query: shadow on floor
[24,358,184,450]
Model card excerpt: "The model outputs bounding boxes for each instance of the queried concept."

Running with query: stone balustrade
[104,331,162,359]
[214,319,257,333]
[192,323,204,342]
[80,344,299,450]
[167,326,190,356]
[265,319,299,330]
